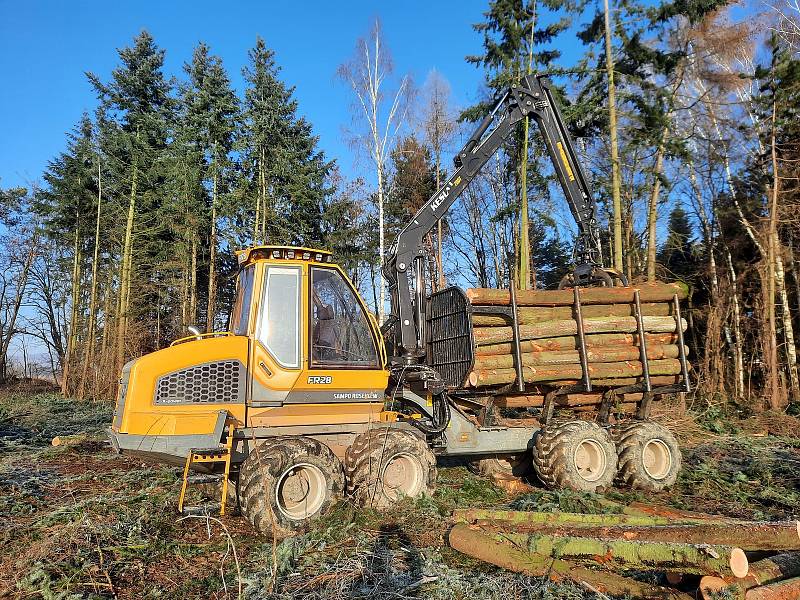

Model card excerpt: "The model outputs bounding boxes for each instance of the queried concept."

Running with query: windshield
[230,266,255,336]
[310,267,379,368]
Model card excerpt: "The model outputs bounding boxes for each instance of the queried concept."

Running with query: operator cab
[232,245,384,371]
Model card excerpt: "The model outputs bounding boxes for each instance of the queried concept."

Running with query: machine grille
[426,287,474,388]
[154,360,245,405]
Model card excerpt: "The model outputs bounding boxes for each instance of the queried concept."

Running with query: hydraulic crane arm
[384,74,603,360]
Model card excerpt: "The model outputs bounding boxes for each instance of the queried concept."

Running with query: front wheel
[345,428,436,509]
[238,436,345,538]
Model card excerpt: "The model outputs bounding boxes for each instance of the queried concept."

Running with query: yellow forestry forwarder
[108,75,691,537]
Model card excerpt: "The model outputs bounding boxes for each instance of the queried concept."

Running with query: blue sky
[0,1,512,189]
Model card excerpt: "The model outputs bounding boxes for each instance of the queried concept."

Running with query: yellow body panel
[116,335,249,435]
[112,245,391,454]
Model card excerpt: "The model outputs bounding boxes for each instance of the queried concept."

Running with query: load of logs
[450,506,800,599]
[465,282,690,412]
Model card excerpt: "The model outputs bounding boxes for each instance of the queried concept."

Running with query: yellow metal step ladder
[178,418,237,516]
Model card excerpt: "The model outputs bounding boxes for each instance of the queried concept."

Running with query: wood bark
[473,316,685,346]
[476,332,678,355]
[476,522,799,552]
[448,525,693,600]
[469,358,682,387]
[494,392,644,408]
[548,375,680,388]
[746,577,800,600]
[700,552,800,599]
[622,502,741,523]
[471,301,672,326]
[473,344,683,371]
[485,529,747,577]
[467,282,688,306]
[453,508,730,528]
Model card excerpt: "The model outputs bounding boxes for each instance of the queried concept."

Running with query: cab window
[257,266,300,368]
[230,266,255,335]
[310,267,379,368]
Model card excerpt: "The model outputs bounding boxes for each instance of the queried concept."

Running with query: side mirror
[187,325,203,340]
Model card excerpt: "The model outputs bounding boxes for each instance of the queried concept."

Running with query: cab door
[292,265,388,416]
[247,264,304,412]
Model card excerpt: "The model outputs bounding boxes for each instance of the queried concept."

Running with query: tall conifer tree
[88,31,173,367]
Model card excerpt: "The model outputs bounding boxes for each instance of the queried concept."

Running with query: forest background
[1,0,799,413]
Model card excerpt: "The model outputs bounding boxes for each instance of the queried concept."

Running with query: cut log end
[699,576,731,599]
[665,572,684,585]
[731,548,750,579]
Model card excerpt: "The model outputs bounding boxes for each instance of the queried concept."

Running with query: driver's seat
[313,304,340,360]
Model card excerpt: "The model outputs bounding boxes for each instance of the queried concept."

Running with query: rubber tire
[614,421,682,492]
[469,453,533,479]
[533,420,617,492]
[345,427,436,509]
[238,436,345,538]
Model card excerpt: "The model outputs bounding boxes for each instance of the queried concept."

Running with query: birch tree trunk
[78,159,103,399]
[116,158,138,373]
[766,96,786,409]
[206,144,218,332]
[338,21,409,322]
[61,226,82,396]
[767,95,800,410]
[646,140,666,281]
[518,3,536,290]
[603,0,623,274]
[776,249,799,401]
[726,250,745,401]
[189,232,197,325]
[688,161,718,297]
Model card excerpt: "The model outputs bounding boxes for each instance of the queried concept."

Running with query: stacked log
[465,282,689,399]
[700,552,800,599]
[450,508,800,599]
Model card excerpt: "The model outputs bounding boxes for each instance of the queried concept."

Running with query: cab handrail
[170,331,233,347]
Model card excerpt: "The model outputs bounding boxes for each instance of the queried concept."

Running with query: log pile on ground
[450,506,800,599]
[466,282,689,403]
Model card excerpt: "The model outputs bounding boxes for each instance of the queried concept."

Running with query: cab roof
[236,245,334,266]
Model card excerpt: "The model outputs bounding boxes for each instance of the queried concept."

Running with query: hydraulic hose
[409,391,451,435]
[391,363,452,435]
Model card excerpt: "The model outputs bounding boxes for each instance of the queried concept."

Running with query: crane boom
[384,74,604,360]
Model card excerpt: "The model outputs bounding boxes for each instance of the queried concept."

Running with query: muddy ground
[1,387,799,600]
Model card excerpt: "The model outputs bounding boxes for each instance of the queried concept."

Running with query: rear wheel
[345,427,436,509]
[533,420,617,492]
[614,421,681,491]
[238,436,344,538]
